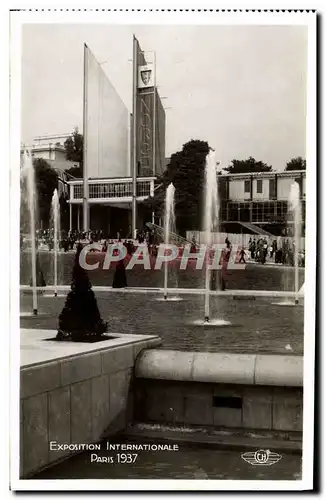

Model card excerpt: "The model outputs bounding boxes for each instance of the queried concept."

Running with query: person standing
[269,243,274,259]
[239,246,246,264]
[191,235,197,254]
[250,239,256,260]
[220,240,232,290]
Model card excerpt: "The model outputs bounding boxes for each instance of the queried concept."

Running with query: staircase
[237,221,274,237]
[145,222,198,247]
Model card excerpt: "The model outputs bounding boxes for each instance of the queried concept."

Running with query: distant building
[21,133,79,173]
[219,170,306,236]
[67,176,156,236]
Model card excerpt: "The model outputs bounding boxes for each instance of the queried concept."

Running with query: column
[131,36,138,238]
[69,203,72,232]
[150,179,155,225]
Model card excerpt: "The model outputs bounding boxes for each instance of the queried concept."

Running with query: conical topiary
[57,243,107,341]
[112,259,127,288]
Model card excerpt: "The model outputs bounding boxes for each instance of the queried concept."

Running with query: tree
[57,244,108,341]
[223,156,273,174]
[143,139,210,235]
[21,157,59,232]
[34,158,59,228]
[65,164,83,178]
[59,192,70,233]
[285,157,306,171]
[64,128,83,177]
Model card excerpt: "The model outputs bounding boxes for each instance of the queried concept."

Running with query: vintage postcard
[10,8,316,491]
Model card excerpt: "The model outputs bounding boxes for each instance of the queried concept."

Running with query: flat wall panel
[85,46,129,179]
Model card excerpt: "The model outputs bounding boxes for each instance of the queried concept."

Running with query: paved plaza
[20,251,305,291]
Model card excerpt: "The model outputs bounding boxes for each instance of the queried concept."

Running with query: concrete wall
[134,379,303,433]
[85,45,129,178]
[278,177,297,201]
[252,178,270,200]
[229,179,251,201]
[134,350,303,433]
[20,338,160,478]
[227,174,306,202]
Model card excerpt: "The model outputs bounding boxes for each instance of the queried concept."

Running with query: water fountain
[203,151,219,322]
[193,149,230,326]
[52,189,62,297]
[273,181,302,306]
[290,182,302,305]
[21,150,38,316]
[44,189,66,298]
[156,183,182,302]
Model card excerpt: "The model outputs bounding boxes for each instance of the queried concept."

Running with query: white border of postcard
[10,8,316,491]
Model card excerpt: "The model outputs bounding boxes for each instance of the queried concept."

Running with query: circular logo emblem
[254,449,269,464]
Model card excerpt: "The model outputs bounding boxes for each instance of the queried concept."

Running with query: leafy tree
[143,139,210,235]
[223,156,273,174]
[59,192,70,233]
[65,164,83,178]
[21,157,59,232]
[20,156,75,233]
[64,128,83,177]
[285,157,306,171]
[34,158,59,228]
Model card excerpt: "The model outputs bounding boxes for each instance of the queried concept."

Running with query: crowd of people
[20,226,159,254]
[248,237,305,267]
[20,228,305,268]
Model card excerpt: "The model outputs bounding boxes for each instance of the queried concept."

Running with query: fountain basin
[192,319,232,327]
[155,296,183,302]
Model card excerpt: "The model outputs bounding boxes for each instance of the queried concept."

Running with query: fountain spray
[24,150,38,315]
[51,189,60,297]
[289,182,301,305]
[203,150,219,322]
[163,183,176,300]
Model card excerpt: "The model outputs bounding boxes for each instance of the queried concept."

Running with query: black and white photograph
[10,8,316,491]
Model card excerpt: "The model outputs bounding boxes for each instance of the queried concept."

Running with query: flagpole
[132,35,138,239]
[83,43,89,232]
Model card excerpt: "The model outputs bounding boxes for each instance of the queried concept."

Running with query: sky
[21,24,308,171]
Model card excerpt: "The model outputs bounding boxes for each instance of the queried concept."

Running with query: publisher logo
[241,449,282,466]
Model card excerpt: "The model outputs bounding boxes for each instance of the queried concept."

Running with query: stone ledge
[20,330,162,396]
[135,350,194,381]
[20,329,161,368]
[21,362,61,399]
[135,350,303,387]
[61,352,102,386]
[193,352,255,385]
[255,355,303,387]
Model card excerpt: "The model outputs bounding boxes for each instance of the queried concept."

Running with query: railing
[72,180,151,200]
[146,222,199,247]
